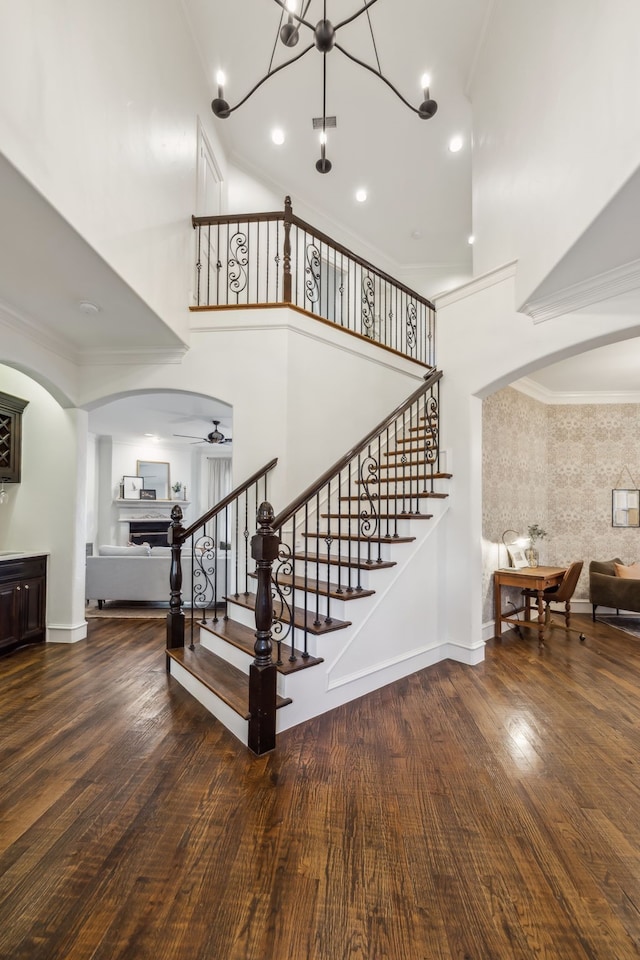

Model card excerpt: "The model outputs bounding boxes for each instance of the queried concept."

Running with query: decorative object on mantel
[612,467,640,527]
[122,475,144,500]
[171,481,185,500]
[137,460,170,500]
[0,479,8,506]
[525,524,547,568]
[210,1,438,174]
[0,391,29,484]
[501,530,529,569]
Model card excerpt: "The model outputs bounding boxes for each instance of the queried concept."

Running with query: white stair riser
[169,659,248,745]
[198,628,289,697]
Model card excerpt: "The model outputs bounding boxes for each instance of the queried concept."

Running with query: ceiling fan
[173,420,232,444]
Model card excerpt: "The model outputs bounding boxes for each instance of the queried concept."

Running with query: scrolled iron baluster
[193,533,216,614]
[271,541,294,659]
[228,230,248,295]
[305,242,321,305]
[361,275,375,336]
[406,301,417,352]
[358,453,380,578]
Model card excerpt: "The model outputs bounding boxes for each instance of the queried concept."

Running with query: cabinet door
[21,577,46,642]
[0,582,20,648]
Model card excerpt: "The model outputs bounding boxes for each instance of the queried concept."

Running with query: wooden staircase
[166,371,450,752]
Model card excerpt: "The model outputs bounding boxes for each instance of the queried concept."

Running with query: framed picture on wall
[612,488,640,527]
[122,475,144,500]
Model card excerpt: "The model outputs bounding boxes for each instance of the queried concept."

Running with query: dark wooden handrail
[271,370,442,531]
[192,204,435,311]
[287,211,435,310]
[192,211,285,228]
[179,457,278,542]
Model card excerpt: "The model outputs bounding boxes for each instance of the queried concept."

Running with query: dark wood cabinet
[0,555,46,655]
[0,392,29,483]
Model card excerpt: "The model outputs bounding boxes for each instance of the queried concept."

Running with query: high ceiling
[183,0,491,290]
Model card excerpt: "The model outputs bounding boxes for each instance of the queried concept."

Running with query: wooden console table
[494,566,567,644]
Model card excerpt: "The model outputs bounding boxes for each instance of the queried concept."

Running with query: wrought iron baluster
[336,469,343,594]
[347,460,354,593]
[302,503,310,658]
[244,490,250,594]
[314,492,321,627]
[213,515,219,622]
[195,224,202,306]
[324,479,332,623]
[234,497,240,597]
[223,505,230,619]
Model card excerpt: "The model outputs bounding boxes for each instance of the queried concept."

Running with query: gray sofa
[85,545,229,608]
[589,558,640,620]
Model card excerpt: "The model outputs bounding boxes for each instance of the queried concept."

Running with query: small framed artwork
[122,475,144,500]
[612,489,640,527]
[508,545,529,569]
[140,488,156,500]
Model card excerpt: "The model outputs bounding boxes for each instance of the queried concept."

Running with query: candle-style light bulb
[216,70,226,99]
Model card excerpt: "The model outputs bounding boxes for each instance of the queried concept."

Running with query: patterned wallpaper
[482,387,640,625]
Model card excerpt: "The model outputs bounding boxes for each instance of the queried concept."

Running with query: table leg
[536,588,545,644]
[494,575,502,638]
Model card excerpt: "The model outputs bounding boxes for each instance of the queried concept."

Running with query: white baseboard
[46,620,88,643]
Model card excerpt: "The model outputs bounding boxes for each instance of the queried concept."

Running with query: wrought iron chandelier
[211,0,438,174]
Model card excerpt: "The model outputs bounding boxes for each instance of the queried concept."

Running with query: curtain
[207,457,232,545]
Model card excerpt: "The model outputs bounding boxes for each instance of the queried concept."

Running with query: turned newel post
[283,195,292,304]
[248,501,279,754]
[166,504,185,655]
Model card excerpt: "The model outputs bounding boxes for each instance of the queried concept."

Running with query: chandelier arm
[334,43,420,115]
[226,43,315,115]
[271,0,314,32]
[335,0,381,31]
[268,4,286,74]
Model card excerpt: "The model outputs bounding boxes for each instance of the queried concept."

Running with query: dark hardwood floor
[1,615,640,959]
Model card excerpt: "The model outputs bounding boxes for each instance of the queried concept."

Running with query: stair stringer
[271,498,484,734]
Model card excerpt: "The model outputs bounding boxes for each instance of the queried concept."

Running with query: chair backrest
[554,561,584,603]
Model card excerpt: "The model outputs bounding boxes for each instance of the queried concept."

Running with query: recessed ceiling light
[449,135,464,153]
[79,300,100,315]
[468,235,475,245]
[271,127,285,145]
[411,229,423,240]
[355,188,367,203]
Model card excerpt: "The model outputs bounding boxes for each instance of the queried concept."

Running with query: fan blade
[173,433,205,440]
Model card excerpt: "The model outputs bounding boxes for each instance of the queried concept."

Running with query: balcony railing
[192,197,436,368]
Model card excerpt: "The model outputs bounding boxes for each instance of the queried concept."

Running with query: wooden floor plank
[2,616,640,958]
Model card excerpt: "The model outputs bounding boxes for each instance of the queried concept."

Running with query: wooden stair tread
[231,592,352,635]
[303,531,415,544]
[322,512,433,520]
[378,465,451,477]
[200,618,323,675]
[249,570,375,601]
[294,552,396,571]
[339,491,447,501]
[168,644,292,719]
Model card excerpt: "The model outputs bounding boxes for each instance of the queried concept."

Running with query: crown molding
[0,296,80,364]
[433,261,518,308]
[521,257,640,324]
[79,346,189,366]
[511,376,640,406]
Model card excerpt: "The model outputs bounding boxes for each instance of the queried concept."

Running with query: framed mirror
[612,488,640,527]
[137,460,170,501]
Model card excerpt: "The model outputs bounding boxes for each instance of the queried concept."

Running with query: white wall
[78,308,428,519]
[0,0,227,341]
[0,364,87,642]
[470,0,640,307]
[437,264,640,649]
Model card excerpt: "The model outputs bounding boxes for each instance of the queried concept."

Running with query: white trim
[511,376,640,406]
[0,296,80,363]
[433,261,518,308]
[79,346,189,365]
[46,621,88,643]
[521,258,640,324]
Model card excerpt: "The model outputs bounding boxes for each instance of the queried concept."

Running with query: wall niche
[0,391,29,482]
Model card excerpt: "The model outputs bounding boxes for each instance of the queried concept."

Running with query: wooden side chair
[522,561,585,638]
